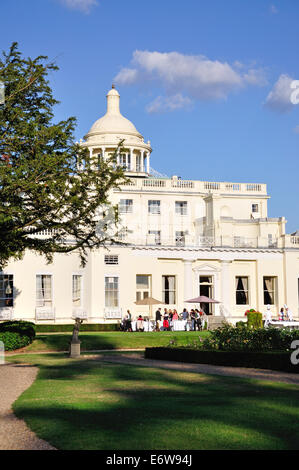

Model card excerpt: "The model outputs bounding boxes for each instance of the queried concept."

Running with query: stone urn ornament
[69,317,84,358]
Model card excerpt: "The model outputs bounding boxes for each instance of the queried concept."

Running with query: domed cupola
[82,85,152,176]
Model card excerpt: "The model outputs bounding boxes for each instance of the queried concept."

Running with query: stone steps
[206,316,227,330]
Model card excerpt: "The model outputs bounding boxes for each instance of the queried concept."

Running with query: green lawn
[8,353,299,450]
[25,331,210,352]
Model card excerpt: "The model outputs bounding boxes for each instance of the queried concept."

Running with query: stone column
[130,148,134,171]
[220,260,232,319]
[101,147,106,160]
[141,150,144,172]
[146,152,150,174]
[183,260,194,303]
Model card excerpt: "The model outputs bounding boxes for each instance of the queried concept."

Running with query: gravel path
[88,353,299,385]
[0,363,55,450]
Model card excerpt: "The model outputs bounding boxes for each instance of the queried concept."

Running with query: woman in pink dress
[172,310,179,321]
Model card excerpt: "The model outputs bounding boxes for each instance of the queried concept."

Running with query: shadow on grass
[27,334,117,352]
[11,355,299,450]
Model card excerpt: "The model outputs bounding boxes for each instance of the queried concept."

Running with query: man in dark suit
[155,308,162,331]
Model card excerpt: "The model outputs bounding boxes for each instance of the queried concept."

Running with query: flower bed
[192,324,299,352]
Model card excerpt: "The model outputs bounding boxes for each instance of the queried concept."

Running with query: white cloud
[59,0,98,13]
[270,5,278,14]
[146,94,192,113]
[114,51,267,112]
[264,74,295,112]
[114,68,138,85]
[243,68,268,86]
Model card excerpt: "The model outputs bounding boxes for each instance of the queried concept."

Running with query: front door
[199,276,214,315]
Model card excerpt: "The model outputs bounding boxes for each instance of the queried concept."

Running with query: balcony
[104,307,122,319]
[72,307,88,320]
[116,235,281,250]
[118,178,267,195]
[0,307,13,320]
[35,306,55,321]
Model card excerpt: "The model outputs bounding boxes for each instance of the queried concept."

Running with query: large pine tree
[0,43,126,268]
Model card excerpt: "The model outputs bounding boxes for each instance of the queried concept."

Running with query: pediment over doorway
[193,263,220,273]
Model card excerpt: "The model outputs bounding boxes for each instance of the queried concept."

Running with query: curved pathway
[0,363,55,450]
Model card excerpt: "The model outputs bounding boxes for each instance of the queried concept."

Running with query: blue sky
[1,0,299,231]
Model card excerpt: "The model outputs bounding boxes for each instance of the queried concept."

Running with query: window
[175,231,186,246]
[36,275,52,307]
[252,204,259,213]
[148,200,160,214]
[105,277,119,307]
[162,276,176,304]
[119,199,133,214]
[234,236,245,247]
[0,274,13,307]
[72,275,82,307]
[148,230,161,245]
[236,277,249,305]
[175,201,187,215]
[104,255,119,265]
[268,234,276,248]
[263,276,276,305]
[119,153,131,170]
[136,275,151,301]
[118,226,128,241]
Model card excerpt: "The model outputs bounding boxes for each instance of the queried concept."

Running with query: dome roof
[85,85,143,141]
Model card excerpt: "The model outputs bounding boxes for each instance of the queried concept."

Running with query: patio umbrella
[185,295,220,316]
[134,297,163,320]
[185,295,220,304]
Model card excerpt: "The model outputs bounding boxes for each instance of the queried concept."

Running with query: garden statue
[70,317,84,358]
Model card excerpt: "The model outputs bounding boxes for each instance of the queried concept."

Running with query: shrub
[0,331,31,351]
[247,311,263,329]
[182,324,299,353]
[236,321,247,329]
[0,321,36,341]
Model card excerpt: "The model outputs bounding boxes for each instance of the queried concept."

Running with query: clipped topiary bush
[0,321,36,350]
[0,331,31,351]
[246,310,263,329]
[0,321,36,340]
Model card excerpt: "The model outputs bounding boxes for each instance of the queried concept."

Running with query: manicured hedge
[35,323,119,333]
[0,321,36,340]
[145,347,299,373]
[0,331,31,351]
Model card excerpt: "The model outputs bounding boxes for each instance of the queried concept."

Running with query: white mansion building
[1,86,299,324]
